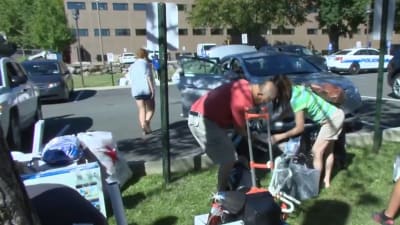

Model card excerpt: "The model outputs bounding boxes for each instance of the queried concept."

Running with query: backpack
[309,83,345,105]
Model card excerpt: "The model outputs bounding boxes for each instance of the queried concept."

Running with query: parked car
[21,60,74,102]
[325,47,393,74]
[119,52,136,65]
[266,44,328,71]
[0,55,42,150]
[176,51,362,130]
[387,52,400,98]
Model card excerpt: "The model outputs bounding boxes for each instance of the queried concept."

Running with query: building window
[134,3,147,11]
[227,29,240,35]
[66,2,86,10]
[307,28,318,35]
[115,28,131,36]
[94,28,110,36]
[322,29,329,34]
[211,28,224,35]
[72,28,88,37]
[193,28,206,35]
[135,29,146,36]
[112,3,128,11]
[91,2,107,10]
[271,27,295,35]
[177,4,187,11]
[179,29,188,35]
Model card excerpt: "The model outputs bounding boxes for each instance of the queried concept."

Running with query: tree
[25,0,73,52]
[0,126,40,224]
[0,0,73,51]
[315,0,370,52]
[0,0,35,48]
[189,0,310,46]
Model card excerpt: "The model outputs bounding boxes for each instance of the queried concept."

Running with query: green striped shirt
[290,85,337,124]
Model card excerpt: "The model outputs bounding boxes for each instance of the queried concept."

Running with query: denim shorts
[134,94,152,100]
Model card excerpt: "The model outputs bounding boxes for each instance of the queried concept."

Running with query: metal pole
[96,0,105,65]
[158,3,170,184]
[73,9,85,87]
[373,0,389,152]
[366,9,371,47]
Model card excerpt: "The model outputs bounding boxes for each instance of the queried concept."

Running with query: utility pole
[72,9,85,87]
[96,0,105,65]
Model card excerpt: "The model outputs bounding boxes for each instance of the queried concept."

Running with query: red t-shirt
[190,79,254,129]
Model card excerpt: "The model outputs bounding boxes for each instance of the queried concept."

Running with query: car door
[7,61,37,127]
[367,49,380,69]
[177,57,231,117]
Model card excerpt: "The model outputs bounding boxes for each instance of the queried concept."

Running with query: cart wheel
[281,203,288,220]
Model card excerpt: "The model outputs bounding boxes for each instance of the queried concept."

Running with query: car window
[354,50,369,55]
[6,62,27,86]
[300,48,314,56]
[23,62,60,76]
[334,50,351,55]
[368,49,379,55]
[244,55,320,77]
[180,58,220,75]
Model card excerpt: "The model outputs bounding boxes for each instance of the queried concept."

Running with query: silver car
[177,51,362,129]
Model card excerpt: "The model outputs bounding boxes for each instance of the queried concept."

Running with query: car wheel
[349,63,360,75]
[7,113,22,150]
[392,73,400,98]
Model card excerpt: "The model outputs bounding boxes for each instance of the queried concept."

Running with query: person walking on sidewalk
[372,179,400,225]
[129,48,155,135]
[188,76,291,191]
[271,78,345,188]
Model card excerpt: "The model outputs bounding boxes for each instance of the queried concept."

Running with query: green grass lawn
[72,73,125,89]
[107,142,399,225]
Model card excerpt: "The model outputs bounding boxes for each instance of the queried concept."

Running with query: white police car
[325,48,393,74]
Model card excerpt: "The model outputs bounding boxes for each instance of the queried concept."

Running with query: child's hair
[270,74,292,111]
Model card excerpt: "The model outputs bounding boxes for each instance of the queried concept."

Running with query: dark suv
[261,44,328,71]
[387,52,400,98]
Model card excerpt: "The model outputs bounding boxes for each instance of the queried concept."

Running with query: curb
[130,127,400,175]
[346,127,400,148]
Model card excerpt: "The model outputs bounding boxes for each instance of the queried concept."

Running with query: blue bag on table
[42,135,83,166]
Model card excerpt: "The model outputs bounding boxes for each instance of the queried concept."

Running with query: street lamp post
[366,4,372,48]
[96,0,105,66]
[72,9,85,87]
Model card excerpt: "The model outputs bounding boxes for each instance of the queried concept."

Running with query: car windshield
[22,62,60,76]
[243,55,320,77]
[300,47,314,56]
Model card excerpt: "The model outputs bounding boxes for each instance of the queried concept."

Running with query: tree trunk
[0,127,41,225]
[328,25,341,53]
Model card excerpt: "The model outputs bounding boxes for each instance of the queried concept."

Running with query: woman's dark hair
[270,74,292,111]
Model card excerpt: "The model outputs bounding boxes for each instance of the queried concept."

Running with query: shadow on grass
[152,216,178,225]
[300,200,350,225]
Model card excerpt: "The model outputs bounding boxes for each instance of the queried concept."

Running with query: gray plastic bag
[284,162,320,201]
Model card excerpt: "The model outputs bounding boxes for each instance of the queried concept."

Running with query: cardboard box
[22,162,107,217]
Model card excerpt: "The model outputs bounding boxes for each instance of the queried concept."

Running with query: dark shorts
[135,94,152,100]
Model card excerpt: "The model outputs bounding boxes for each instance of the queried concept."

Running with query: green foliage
[106,142,400,225]
[26,0,73,51]
[189,0,309,37]
[315,0,370,51]
[0,0,34,48]
[0,0,73,51]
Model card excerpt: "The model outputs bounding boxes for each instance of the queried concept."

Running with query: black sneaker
[372,211,395,225]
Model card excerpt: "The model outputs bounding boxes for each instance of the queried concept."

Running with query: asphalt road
[20,72,400,154]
